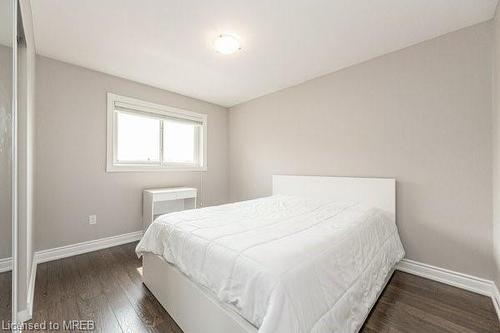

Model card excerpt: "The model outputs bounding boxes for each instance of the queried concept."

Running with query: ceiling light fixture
[213,34,241,55]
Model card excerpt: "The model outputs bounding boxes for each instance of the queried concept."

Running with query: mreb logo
[63,320,95,331]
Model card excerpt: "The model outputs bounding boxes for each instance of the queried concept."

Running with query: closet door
[0,0,15,327]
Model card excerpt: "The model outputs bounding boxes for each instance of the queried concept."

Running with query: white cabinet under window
[106,93,207,172]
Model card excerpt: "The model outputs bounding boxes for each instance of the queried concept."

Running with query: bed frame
[143,175,396,333]
[272,175,395,216]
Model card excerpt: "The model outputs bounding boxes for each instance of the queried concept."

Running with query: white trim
[396,258,500,320]
[106,93,208,172]
[0,257,13,273]
[107,165,207,173]
[12,0,19,326]
[20,232,500,323]
[110,93,206,121]
[14,261,37,323]
[34,230,143,264]
[12,231,144,324]
[17,309,30,323]
[25,258,36,320]
[396,258,494,296]
[492,283,500,321]
[397,259,500,320]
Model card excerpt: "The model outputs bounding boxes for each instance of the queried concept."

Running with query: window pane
[116,112,160,162]
[163,120,199,164]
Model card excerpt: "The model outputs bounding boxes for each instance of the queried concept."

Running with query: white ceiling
[31,0,498,107]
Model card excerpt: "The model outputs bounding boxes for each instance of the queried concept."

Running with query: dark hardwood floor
[28,242,181,333]
[0,271,11,327]
[25,242,499,332]
[361,271,500,333]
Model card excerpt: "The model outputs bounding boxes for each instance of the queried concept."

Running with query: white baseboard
[34,230,143,264]
[0,257,12,273]
[492,283,500,321]
[13,231,143,324]
[17,238,500,323]
[396,258,500,320]
[1,256,41,322]
[396,258,494,296]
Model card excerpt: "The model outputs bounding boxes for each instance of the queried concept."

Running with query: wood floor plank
[24,243,500,333]
[59,256,81,326]
[73,253,104,300]
[0,271,11,326]
[104,246,173,332]
[390,272,496,317]
[363,297,451,333]
[382,284,499,332]
[45,260,65,325]
[71,253,122,333]
[88,249,151,333]
[114,243,182,333]
[361,271,500,333]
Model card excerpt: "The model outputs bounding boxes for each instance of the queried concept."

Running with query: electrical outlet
[88,215,97,225]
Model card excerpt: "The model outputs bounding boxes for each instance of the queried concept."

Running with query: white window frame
[106,93,207,172]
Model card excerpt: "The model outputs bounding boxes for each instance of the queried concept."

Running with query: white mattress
[136,195,405,333]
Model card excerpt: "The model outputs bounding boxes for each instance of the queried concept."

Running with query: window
[107,93,207,172]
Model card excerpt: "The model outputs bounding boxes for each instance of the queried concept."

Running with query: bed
[136,175,405,333]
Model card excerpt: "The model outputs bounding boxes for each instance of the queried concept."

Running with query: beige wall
[33,18,497,282]
[0,45,11,260]
[493,10,500,288]
[35,56,229,251]
[229,22,494,279]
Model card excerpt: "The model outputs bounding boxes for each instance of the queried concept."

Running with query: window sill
[106,165,207,172]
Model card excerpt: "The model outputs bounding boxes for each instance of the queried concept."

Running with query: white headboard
[272,175,396,216]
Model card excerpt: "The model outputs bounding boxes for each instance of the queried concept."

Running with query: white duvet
[136,195,405,333]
